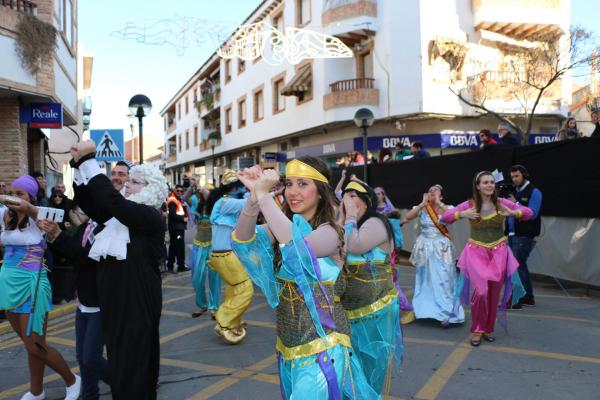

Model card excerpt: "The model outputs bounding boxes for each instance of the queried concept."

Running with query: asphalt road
[1,249,600,399]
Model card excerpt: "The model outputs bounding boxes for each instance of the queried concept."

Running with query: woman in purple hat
[0,175,80,400]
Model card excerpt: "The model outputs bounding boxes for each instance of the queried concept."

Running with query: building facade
[0,0,79,188]
[161,0,571,185]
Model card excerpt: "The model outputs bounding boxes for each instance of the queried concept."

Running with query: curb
[0,302,77,335]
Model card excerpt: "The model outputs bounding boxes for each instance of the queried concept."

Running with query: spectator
[497,123,520,146]
[411,141,431,158]
[48,189,72,231]
[555,117,580,141]
[378,147,392,163]
[111,160,132,192]
[351,151,365,166]
[394,144,412,161]
[0,180,7,195]
[590,109,600,137]
[479,129,497,148]
[54,182,67,196]
[30,171,49,206]
[506,165,542,310]
[166,184,189,273]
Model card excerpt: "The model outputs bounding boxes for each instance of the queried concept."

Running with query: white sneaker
[20,390,45,400]
[65,374,81,400]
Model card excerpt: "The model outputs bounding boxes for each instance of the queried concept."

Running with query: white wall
[0,35,36,86]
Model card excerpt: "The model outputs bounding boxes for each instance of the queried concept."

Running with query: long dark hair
[472,171,499,213]
[274,156,345,267]
[6,193,36,231]
[205,180,244,216]
[344,182,394,248]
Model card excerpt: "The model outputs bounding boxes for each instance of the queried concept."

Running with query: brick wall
[0,97,28,182]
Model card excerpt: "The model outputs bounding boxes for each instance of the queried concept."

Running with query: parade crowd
[0,136,544,399]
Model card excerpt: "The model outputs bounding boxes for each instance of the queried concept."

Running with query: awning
[281,65,312,96]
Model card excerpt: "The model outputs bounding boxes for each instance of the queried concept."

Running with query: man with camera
[506,165,542,309]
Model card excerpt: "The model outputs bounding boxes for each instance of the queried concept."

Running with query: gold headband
[285,159,329,184]
[344,181,367,193]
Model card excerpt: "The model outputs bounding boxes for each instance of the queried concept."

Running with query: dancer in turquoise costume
[189,183,221,318]
[340,180,403,395]
[405,185,464,327]
[232,157,379,400]
[0,176,80,400]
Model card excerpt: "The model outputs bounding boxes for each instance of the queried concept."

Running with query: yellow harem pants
[209,250,254,329]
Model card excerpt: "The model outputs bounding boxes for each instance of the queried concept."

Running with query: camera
[497,182,515,199]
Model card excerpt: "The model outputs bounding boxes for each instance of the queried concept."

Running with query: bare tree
[449,28,600,144]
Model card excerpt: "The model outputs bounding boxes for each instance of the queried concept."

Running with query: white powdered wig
[126,164,168,208]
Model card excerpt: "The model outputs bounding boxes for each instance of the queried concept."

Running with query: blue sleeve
[219,197,247,215]
[529,189,542,219]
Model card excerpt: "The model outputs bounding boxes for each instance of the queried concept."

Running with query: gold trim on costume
[345,288,398,320]
[515,209,523,219]
[285,159,328,183]
[276,332,352,360]
[231,230,256,244]
[344,181,367,193]
[468,236,507,248]
[454,211,460,221]
[193,240,211,247]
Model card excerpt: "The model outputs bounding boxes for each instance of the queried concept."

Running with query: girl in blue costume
[232,157,379,400]
[340,180,403,395]
[405,185,464,327]
[189,183,221,319]
[0,176,80,400]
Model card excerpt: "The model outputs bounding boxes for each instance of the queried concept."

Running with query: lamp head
[128,94,152,117]
[353,108,374,128]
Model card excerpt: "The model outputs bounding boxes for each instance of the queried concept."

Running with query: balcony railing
[330,78,375,92]
[324,78,378,110]
[1,0,37,15]
[322,0,377,26]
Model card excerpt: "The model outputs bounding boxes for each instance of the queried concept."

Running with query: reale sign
[19,103,63,129]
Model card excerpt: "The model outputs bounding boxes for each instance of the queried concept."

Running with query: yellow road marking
[405,337,458,347]
[245,320,276,329]
[187,355,276,400]
[46,336,76,347]
[415,337,472,400]
[479,344,600,365]
[163,310,194,318]
[160,358,236,375]
[508,312,599,325]
[163,284,194,290]
[0,367,80,399]
[163,293,196,305]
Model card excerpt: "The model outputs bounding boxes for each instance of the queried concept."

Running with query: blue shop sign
[19,103,63,129]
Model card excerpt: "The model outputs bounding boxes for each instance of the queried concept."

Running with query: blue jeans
[76,309,109,400]
[509,236,536,300]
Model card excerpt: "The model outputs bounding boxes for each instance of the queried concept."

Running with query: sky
[78,0,600,149]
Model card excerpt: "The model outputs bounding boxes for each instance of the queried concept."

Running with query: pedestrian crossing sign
[90,129,125,162]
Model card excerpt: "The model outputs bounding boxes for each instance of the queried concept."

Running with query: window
[194,126,198,146]
[225,104,232,133]
[185,96,189,115]
[178,134,182,152]
[272,12,284,46]
[185,130,190,150]
[225,59,232,83]
[296,0,311,26]
[177,103,181,120]
[238,97,247,129]
[253,88,264,122]
[272,72,286,114]
[193,88,197,104]
[238,59,246,75]
[58,0,75,48]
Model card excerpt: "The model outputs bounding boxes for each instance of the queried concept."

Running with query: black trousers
[167,229,185,271]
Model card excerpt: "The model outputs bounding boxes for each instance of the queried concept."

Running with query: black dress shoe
[470,335,482,347]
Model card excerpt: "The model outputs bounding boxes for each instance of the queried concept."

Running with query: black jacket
[513,183,542,237]
[499,132,520,146]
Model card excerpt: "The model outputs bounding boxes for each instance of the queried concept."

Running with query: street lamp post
[128,94,152,164]
[208,137,218,184]
[353,108,375,183]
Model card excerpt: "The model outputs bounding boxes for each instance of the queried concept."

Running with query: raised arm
[345,217,390,254]
[441,200,473,224]
[234,199,272,242]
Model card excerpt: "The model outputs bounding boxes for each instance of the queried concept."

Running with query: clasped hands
[70,140,96,163]
[237,166,282,203]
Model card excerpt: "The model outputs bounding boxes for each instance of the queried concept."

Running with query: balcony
[1,0,37,16]
[323,78,379,110]
[472,0,564,39]
[322,0,378,37]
